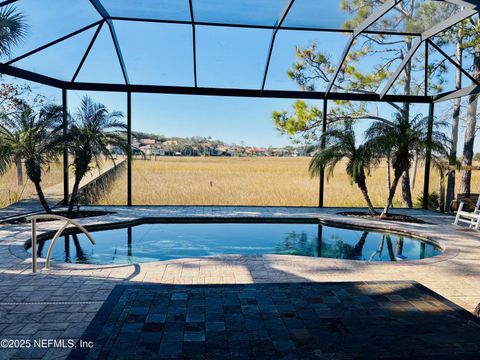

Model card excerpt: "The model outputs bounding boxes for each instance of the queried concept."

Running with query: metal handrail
[27,214,95,272]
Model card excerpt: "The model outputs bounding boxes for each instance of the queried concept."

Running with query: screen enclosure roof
[0,0,479,103]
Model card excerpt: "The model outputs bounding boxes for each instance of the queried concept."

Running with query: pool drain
[283,312,296,319]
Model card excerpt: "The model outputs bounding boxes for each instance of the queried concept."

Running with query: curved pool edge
[12,212,458,269]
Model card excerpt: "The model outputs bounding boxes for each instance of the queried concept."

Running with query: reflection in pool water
[28,222,442,265]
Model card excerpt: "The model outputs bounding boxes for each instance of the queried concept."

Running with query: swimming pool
[28,221,442,264]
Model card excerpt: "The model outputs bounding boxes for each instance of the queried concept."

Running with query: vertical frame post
[62,88,69,205]
[424,41,429,97]
[422,102,435,209]
[319,99,327,207]
[127,91,132,206]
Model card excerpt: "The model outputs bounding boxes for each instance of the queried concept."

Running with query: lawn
[93,156,480,207]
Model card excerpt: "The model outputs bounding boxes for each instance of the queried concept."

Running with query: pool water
[29,222,442,264]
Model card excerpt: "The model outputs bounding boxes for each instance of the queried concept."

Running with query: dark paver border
[67,281,480,359]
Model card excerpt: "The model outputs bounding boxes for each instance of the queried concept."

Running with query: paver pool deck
[0,206,479,359]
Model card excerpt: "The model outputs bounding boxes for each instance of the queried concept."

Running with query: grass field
[2,157,479,208]
[94,157,480,207]
[0,163,64,208]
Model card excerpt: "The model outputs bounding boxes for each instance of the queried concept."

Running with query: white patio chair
[453,195,480,230]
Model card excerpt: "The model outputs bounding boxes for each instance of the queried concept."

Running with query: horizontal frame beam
[0,63,64,88]
[65,82,432,103]
[0,61,432,103]
[107,16,422,37]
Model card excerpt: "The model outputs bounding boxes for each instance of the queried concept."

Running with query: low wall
[78,159,127,204]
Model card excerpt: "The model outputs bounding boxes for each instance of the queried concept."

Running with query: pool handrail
[26,214,95,272]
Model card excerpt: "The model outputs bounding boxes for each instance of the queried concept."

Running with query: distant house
[213,145,234,156]
[139,144,165,156]
[154,146,166,156]
[140,138,156,145]
[162,140,178,146]
[138,145,153,155]
[255,147,268,156]
[272,148,288,157]
[107,144,124,156]
[245,147,267,156]
[130,134,303,158]
[131,136,141,148]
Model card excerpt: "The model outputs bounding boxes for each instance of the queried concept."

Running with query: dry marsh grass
[94,157,480,207]
[0,163,64,208]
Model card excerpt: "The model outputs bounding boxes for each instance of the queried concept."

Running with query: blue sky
[3,0,478,150]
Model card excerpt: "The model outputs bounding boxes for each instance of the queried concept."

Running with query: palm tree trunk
[386,155,391,195]
[72,233,86,262]
[410,152,418,189]
[33,180,51,213]
[395,237,404,256]
[447,95,461,206]
[356,179,377,216]
[446,26,464,212]
[460,41,480,194]
[15,155,23,186]
[381,175,401,218]
[351,231,368,259]
[439,174,445,213]
[68,176,82,216]
[401,171,413,208]
[460,97,478,195]
[385,235,396,261]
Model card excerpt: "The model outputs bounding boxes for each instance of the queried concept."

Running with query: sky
[2,0,479,150]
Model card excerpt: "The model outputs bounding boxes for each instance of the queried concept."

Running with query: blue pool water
[29,222,442,264]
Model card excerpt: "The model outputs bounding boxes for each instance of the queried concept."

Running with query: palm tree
[309,121,379,216]
[0,6,27,58]
[66,96,128,215]
[0,103,63,213]
[365,113,449,217]
[0,6,27,184]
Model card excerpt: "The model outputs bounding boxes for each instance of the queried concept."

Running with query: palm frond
[0,6,27,58]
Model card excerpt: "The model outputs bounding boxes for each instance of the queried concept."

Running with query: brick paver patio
[0,206,479,359]
[68,281,480,359]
